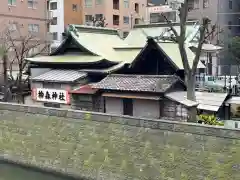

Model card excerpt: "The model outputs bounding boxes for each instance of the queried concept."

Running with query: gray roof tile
[92,74,181,92]
[31,69,87,82]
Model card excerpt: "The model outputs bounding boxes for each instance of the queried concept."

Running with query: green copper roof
[26,55,105,64]
[25,23,205,70]
[158,43,205,69]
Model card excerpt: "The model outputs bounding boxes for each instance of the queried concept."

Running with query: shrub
[197,114,224,126]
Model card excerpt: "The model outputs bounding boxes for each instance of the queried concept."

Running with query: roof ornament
[68,24,79,37]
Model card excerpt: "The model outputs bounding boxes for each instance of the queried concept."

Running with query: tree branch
[160,13,179,41]
[191,18,210,74]
[178,0,191,72]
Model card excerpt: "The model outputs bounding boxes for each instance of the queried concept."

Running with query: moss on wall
[0,110,240,179]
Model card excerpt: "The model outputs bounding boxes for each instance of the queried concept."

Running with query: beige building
[0,0,49,73]
[1,0,49,39]
[82,0,147,36]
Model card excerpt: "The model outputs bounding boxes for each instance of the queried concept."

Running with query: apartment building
[1,0,48,37]
[0,0,49,73]
[47,0,83,49]
[186,0,240,75]
[83,0,147,36]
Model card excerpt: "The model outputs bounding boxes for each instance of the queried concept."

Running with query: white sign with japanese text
[32,88,70,104]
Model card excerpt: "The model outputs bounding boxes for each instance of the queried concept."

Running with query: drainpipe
[130,13,133,29]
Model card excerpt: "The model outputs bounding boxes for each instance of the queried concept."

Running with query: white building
[146,4,179,23]
[47,0,65,50]
[47,0,83,51]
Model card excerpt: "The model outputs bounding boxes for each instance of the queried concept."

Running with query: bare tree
[92,16,108,27]
[0,23,50,103]
[158,0,218,121]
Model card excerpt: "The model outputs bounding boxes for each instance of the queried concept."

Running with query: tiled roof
[31,69,87,83]
[92,74,181,92]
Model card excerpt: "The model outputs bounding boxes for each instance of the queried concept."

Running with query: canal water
[0,162,74,180]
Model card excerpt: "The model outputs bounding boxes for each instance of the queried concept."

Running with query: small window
[134,18,139,24]
[50,2,57,10]
[95,0,103,5]
[123,0,129,8]
[28,24,39,33]
[229,0,232,9]
[95,14,103,20]
[28,0,37,9]
[85,15,93,22]
[228,21,232,29]
[203,0,209,8]
[51,17,57,25]
[52,32,58,40]
[123,16,129,24]
[8,0,16,6]
[72,4,77,11]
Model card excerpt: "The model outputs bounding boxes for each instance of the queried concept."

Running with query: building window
[123,31,129,38]
[52,32,58,40]
[8,23,17,31]
[95,14,103,20]
[28,24,39,33]
[28,0,38,9]
[135,3,139,13]
[85,15,92,22]
[72,4,77,11]
[85,0,92,7]
[113,0,119,10]
[203,0,209,8]
[113,15,119,25]
[229,0,232,9]
[8,0,16,5]
[51,17,57,25]
[135,18,139,24]
[50,2,57,10]
[123,16,129,24]
[228,21,232,29]
[123,0,129,8]
[95,0,102,5]
[194,0,199,9]
[123,98,133,116]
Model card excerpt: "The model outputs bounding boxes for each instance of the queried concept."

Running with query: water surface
[0,162,73,180]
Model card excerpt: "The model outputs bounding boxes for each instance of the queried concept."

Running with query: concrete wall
[0,102,239,180]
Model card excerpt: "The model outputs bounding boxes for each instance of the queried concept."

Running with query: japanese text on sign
[33,88,70,104]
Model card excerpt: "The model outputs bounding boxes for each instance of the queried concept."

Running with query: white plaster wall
[105,97,123,115]
[133,99,160,118]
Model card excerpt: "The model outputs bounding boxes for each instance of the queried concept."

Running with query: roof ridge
[109,74,177,78]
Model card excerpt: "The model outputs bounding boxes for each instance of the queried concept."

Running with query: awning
[165,91,228,112]
[102,92,161,100]
[225,96,240,104]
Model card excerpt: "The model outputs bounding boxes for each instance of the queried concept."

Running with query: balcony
[113,0,119,10]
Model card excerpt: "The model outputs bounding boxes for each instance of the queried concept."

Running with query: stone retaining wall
[0,102,240,179]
